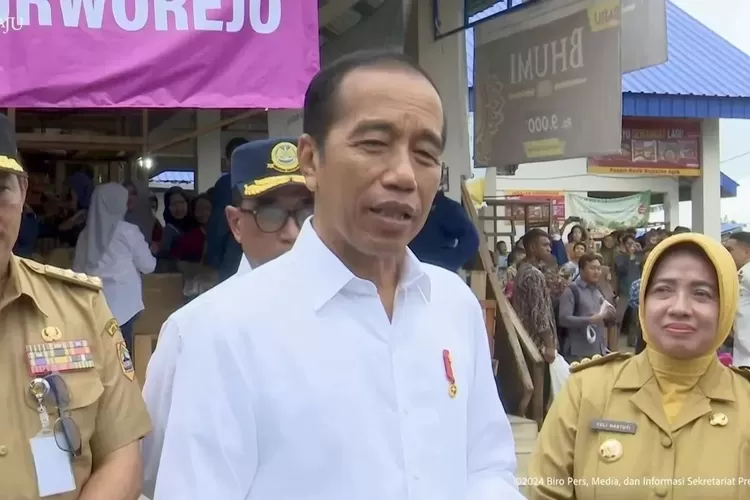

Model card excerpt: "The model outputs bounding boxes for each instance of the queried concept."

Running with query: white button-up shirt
[141,253,253,498]
[74,220,156,324]
[152,221,521,500]
[734,262,750,367]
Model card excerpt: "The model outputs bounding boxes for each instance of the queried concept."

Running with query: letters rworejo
[1,0,281,33]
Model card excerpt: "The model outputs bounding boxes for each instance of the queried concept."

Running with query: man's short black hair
[303,49,446,150]
[728,231,750,246]
[225,137,248,159]
[622,234,636,245]
[572,241,587,251]
[522,228,550,252]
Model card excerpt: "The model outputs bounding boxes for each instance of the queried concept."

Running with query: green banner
[568,192,651,236]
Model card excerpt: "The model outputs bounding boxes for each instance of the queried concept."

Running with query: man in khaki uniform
[0,113,152,500]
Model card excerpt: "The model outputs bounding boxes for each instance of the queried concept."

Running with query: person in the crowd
[499,247,524,294]
[558,253,614,363]
[151,50,522,499]
[141,137,314,497]
[615,233,643,346]
[513,229,557,406]
[53,187,88,247]
[125,180,162,246]
[528,233,750,499]
[170,194,212,262]
[496,240,509,269]
[13,204,38,258]
[672,225,691,234]
[561,241,586,281]
[598,231,618,279]
[159,187,195,258]
[724,231,750,366]
[205,137,250,282]
[67,167,94,210]
[73,182,157,354]
[0,114,152,499]
[565,224,587,260]
[628,277,647,354]
[409,188,479,272]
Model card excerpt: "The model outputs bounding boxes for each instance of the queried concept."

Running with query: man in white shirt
[152,50,522,500]
[141,138,313,497]
[725,232,750,366]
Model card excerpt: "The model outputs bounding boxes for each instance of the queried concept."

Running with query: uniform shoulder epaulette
[569,351,633,374]
[20,259,102,291]
[729,365,750,383]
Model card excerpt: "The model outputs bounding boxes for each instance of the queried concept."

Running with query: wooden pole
[147,109,261,154]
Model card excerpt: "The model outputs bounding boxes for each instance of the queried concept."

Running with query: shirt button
[660,436,673,448]
[0,445,8,457]
[654,484,668,497]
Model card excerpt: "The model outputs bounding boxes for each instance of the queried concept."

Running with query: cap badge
[268,142,299,173]
[0,155,23,173]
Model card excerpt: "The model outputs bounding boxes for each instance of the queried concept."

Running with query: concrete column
[195,110,222,193]
[664,187,680,230]
[691,119,721,240]
[267,110,303,138]
[411,0,471,202]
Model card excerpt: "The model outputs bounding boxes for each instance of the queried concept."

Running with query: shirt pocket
[60,373,104,446]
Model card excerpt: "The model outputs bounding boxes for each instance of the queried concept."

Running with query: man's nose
[278,216,300,243]
[381,149,418,192]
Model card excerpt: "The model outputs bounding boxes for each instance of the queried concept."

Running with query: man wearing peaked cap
[141,136,313,497]
[0,113,152,498]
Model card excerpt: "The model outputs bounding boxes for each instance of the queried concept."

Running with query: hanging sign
[621,0,667,73]
[473,0,623,168]
[588,119,701,177]
[568,192,652,235]
[504,190,566,221]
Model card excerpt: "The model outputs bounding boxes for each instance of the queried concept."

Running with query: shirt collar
[290,219,431,311]
[235,255,253,276]
[2,256,48,316]
[739,262,750,277]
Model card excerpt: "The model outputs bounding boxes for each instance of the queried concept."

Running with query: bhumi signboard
[588,119,702,176]
[474,0,622,168]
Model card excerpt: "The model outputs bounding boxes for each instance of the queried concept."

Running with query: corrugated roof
[623,2,750,97]
[467,1,750,99]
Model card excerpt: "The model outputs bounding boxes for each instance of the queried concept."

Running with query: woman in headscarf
[124,180,162,246]
[159,186,195,257]
[170,193,212,262]
[73,183,157,354]
[527,233,750,499]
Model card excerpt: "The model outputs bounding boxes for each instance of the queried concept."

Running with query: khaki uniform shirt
[0,256,152,499]
[528,352,750,499]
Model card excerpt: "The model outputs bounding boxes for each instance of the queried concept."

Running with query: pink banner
[0,1,319,108]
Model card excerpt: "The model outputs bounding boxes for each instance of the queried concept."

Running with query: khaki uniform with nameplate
[0,256,152,499]
[527,352,750,499]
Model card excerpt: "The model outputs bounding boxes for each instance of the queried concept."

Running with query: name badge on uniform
[30,435,76,497]
[26,340,95,376]
[590,419,637,434]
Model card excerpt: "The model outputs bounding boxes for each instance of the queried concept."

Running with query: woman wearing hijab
[170,193,212,262]
[527,233,750,499]
[73,183,157,353]
[160,186,195,257]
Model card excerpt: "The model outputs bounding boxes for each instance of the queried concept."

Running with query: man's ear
[225,206,242,244]
[297,134,318,193]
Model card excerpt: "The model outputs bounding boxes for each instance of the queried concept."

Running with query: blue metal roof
[467,1,750,118]
[623,2,750,97]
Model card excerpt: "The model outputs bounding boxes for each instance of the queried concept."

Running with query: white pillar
[690,119,721,240]
[664,187,680,230]
[267,110,303,138]
[196,110,222,193]
[412,0,471,202]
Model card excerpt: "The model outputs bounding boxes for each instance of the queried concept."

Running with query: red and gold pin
[443,349,457,398]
